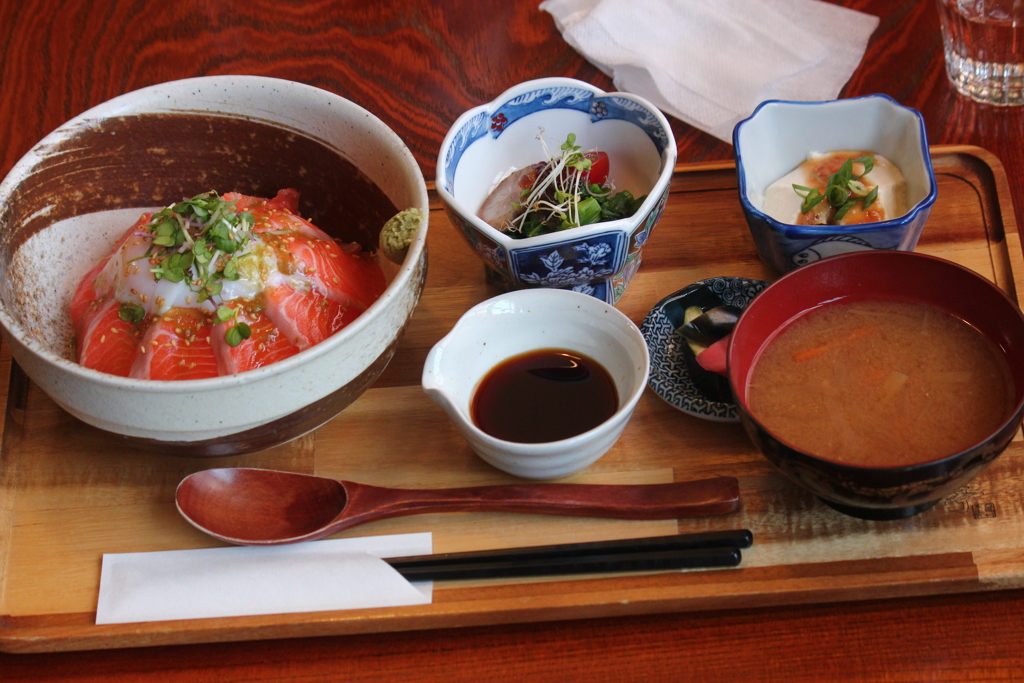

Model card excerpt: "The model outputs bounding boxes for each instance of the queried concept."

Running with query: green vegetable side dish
[477,133,647,239]
[792,155,879,224]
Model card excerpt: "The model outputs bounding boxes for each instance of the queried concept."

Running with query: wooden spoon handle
[335,477,740,532]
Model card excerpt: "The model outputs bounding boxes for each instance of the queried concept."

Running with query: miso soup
[747,299,1015,467]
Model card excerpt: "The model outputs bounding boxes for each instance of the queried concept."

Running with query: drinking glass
[935,0,1024,106]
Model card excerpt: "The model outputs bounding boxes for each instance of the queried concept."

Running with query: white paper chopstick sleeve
[96,532,433,624]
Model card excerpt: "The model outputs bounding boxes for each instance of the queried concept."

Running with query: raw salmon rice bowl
[71,188,386,380]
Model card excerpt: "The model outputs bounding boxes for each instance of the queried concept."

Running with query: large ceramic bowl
[728,251,1024,520]
[436,77,677,304]
[0,76,429,456]
[422,288,649,480]
[734,95,937,273]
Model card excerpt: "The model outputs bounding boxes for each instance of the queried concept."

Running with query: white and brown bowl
[0,76,428,456]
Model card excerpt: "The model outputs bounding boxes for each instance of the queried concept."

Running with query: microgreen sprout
[128,191,257,344]
[792,155,878,224]
[135,191,254,303]
[505,132,645,239]
[216,305,252,347]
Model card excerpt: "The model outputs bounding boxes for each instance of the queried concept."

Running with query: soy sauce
[471,348,618,443]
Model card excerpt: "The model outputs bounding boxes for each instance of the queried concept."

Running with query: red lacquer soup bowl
[728,250,1024,520]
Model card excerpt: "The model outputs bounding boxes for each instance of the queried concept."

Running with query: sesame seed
[139,344,146,354]
[100,335,106,343]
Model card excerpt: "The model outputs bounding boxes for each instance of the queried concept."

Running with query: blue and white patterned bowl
[733,95,937,274]
[436,77,677,304]
[641,276,769,422]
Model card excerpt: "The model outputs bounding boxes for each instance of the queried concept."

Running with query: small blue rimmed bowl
[640,276,769,422]
[733,95,938,274]
[436,77,677,304]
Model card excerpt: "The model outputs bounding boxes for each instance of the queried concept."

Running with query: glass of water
[936,0,1024,106]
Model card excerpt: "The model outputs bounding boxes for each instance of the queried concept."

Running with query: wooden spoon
[175,467,741,545]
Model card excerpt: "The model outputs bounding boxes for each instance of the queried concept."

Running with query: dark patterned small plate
[640,276,770,422]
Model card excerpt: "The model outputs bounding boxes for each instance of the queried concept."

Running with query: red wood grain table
[2,0,1024,680]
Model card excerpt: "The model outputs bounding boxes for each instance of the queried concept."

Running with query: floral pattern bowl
[734,95,937,274]
[641,276,769,422]
[436,77,677,304]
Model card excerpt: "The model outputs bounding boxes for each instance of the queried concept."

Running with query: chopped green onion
[851,155,875,178]
[848,179,869,197]
[862,185,879,210]
[832,199,857,222]
[793,185,825,213]
[577,196,602,226]
[792,155,881,224]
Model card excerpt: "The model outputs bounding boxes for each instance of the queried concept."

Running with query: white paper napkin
[540,0,880,142]
[96,532,433,624]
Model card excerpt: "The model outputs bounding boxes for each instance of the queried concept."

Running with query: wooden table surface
[2,0,1024,680]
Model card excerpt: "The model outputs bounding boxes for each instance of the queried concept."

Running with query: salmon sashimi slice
[225,189,386,311]
[75,299,140,377]
[212,307,300,375]
[71,190,387,380]
[70,215,151,332]
[222,188,300,216]
[263,282,361,350]
[251,202,334,242]
[130,308,219,381]
[228,189,330,242]
[284,235,386,311]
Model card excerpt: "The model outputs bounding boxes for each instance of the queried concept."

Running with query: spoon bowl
[176,467,742,545]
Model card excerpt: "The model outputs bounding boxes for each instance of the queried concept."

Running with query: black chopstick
[384,529,752,581]
[391,547,742,581]
[387,529,752,569]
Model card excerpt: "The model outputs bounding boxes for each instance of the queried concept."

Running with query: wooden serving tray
[1,145,1021,653]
